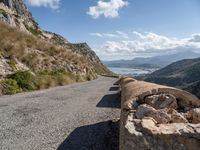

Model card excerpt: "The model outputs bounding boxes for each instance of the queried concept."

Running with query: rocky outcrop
[0,0,39,31]
[64,43,101,63]
[0,57,29,77]
[43,31,69,45]
[41,34,100,63]
[0,0,109,78]
[119,77,200,150]
[0,0,102,65]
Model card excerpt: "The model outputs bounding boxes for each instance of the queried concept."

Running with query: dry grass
[0,22,91,72]
[0,22,113,95]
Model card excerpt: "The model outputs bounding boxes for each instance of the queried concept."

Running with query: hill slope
[144,57,200,98]
[0,0,112,95]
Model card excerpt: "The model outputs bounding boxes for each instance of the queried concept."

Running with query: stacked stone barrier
[119,77,200,150]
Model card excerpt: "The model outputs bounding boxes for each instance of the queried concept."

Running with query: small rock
[167,109,188,123]
[145,94,178,109]
[135,104,171,124]
[186,108,200,124]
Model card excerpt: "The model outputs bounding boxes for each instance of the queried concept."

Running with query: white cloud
[26,0,60,9]
[103,33,119,38]
[89,33,103,37]
[116,31,129,39]
[89,31,129,39]
[87,0,128,19]
[98,32,200,57]
[90,33,118,38]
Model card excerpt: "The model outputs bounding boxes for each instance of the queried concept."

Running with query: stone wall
[119,77,200,150]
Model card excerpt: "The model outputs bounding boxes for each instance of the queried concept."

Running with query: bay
[108,67,157,76]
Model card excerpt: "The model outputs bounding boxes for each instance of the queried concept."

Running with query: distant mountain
[143,57,200,98]
[104,50,200,69]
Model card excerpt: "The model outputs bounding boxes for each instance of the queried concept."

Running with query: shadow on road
[96,92,121,108]
[109,86,119,91]
[57,120,119,150]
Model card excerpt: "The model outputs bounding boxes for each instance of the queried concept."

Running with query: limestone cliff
[0,0,39,31]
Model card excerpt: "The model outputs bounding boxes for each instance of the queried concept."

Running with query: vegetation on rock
[0,22,113,95]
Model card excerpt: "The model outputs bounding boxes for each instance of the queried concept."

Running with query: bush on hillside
[0,79,22,94]
[8,71,35,91]
[34,70,78,89]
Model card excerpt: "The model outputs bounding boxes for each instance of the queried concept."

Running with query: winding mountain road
[0,76,120,150]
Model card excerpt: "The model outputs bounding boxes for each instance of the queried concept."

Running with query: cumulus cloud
[87,0,128,19]
[26,0,60,9]
[90,32,119,38]
[89,31,129,39]
[116,31,129,39]
[99,32,200,56]
[89,33,103,37]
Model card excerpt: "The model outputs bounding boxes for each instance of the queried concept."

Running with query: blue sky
[26,0,200,60]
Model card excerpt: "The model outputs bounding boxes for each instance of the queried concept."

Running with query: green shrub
[34,74,55,89]
[34,70,77,89]
[24,23,42,36]
[75,74,83,82]
[8,71,35,91]
[8,59,17,71]
[28,28,42,36]
[0,79,22,95]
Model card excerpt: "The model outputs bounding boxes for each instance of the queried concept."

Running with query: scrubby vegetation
[8,71,35,91]
[0,22,113,95]
[0,79,22,95]
[0,70,97,95]
[24,22,42,37]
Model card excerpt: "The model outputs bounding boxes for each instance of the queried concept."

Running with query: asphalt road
[0,76,121,150]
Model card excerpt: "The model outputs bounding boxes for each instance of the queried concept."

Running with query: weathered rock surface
[0,0,39,31]
[120,77,200,150]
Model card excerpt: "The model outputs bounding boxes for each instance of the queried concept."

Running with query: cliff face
[0,0,102,64]
[0,0,39,31]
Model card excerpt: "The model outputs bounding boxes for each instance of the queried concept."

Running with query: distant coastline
[108,67,158,76]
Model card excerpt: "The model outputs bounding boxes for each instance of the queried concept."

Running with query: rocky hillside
[0,0,102,62]
[0,0,112,95]
[143,57,200,98]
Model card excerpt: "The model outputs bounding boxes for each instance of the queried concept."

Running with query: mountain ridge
[104,50,200,69]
